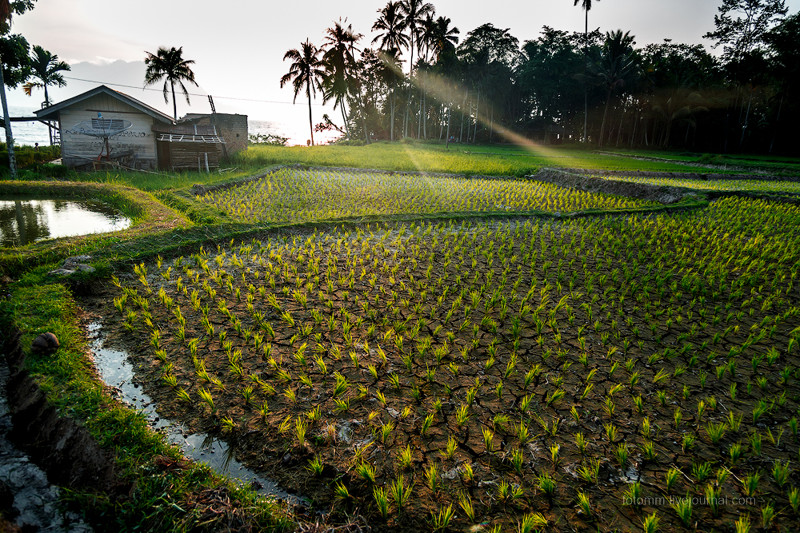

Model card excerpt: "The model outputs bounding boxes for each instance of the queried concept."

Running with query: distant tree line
[281,0,799,154]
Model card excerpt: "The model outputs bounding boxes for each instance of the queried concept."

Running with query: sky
[6,0,800,145]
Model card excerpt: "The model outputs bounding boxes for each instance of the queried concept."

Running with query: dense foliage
[283,0,799,154]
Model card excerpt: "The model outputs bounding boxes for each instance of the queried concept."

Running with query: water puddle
[86,322,306,506]
[0,198,131,247]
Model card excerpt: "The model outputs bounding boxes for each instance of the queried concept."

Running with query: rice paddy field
[195,168,654,224]
[104,165,800,532]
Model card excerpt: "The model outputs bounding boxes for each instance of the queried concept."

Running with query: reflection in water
[0,198,131,247]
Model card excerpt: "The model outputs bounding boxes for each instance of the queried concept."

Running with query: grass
[233,142,726,175]
[0,180,190,278]
[602,148,800,175]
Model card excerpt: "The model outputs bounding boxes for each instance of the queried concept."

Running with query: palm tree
[144,46,198,120]
[22,45,70,144]
[373,2,409,141]
[399,0,434,74]
[428,16,460,63]
[22,45,69,107]
[372,2,409,55]
[377,48,404,141]
[574,0,600,143]
[594,30,638,148]
[281,39,326,146]
[322,19,362,137]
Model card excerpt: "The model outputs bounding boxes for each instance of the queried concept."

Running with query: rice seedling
[641,512,660,533]
[306,455,324,476]
[334,481,351,501]
[670,495,693,526]
[430,504,454,531]
[457,491,476,523]
[355,462,376,484]
[576,491,593,517]
[578,458,600,484]
[665,468,679,492]
[742,471,761,497]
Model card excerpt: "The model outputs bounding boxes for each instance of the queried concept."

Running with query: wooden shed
[34,85,175,170]
[34,85,233,171]
[152,123,225,171]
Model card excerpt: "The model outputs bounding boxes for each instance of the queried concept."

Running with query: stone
[48,256,95,277]
[31,333,59,355]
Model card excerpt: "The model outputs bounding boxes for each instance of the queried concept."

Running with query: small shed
[152,122,225,171]
[34,85,175,170]
[34,85,244,172]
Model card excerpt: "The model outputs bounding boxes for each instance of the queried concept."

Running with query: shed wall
[181,114,248,154]
[59,94,159,169]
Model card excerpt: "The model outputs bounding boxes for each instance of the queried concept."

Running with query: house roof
[34,85,175,124]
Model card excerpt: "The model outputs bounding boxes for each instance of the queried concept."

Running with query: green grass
[602,149,800,175]
[232,142,720,176]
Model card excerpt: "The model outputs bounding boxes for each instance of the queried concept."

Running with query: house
[34,85,247,171]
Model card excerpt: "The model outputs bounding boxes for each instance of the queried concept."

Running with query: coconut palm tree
[594,30,638,148]
[399,0,434,74]
[574,0,600,143]
[322,19,362,137]
[428,16,460,63]
[144,46,198,120]
[372,2,409,55]
[281,39,326,146]
[373,2,409,141]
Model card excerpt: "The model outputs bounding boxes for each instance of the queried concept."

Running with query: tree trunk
[599,88,613,149]
[445,107,451,149]
[459,90,467,142]
[582,7,589,144]
[473,91,480,143]
[739,88,753,149]
[43,84,54,145]
[423,92,427,139]
[307,82,315,146]
[769,92,784,154]
[439,104,445,140]
[390,89,396,141]
[489,107,494,143]
[171,80,177,120]
[403,94,409,139]
[0,66,18,178]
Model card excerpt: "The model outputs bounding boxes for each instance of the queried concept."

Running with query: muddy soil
[97,209,800,532]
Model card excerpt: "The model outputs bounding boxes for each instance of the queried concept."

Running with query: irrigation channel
[87,321,308,507]
[0,354,93,531]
